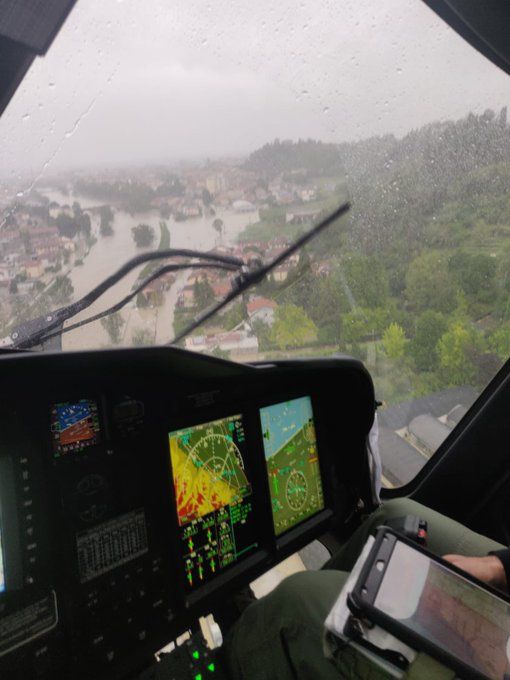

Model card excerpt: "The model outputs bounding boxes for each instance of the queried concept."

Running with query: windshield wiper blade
[33,261,240,347]
[9,248,244,349]
[170,200,351,344]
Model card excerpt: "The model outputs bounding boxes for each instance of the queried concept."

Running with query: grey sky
[1,0,510,178]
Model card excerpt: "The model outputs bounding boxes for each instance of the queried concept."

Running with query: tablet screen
[375,540,510,679]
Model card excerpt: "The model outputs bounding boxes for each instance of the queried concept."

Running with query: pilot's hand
[442,554,507,591]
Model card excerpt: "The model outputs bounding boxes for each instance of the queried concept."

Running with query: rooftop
[408,414,452,453]
[378,386,479,430]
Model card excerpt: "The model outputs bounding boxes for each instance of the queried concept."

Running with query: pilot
[224,497,509,679]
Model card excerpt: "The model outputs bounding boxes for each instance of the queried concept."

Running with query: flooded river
[41,190,256,350]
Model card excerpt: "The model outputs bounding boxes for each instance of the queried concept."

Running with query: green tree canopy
[488,325,510,361]
[132,327,153,346]
[270,304,318,350]
[99,205,114,236]
[131,223,155,248]
[409,310,448,371]
[382,323,408,359]
[101,312,125,344]
[212,218,224,239]
[405,252,458,313]
[193,280,215,310]
[448,251,496,302]
[342,255,390,308]
[48,275,74,305]
[437,322,484,386]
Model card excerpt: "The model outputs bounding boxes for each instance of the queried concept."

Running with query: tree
[409,311,448,371]
[194,280,215,310]
[48,275,74,305]
[270,304,317,350]
[99,205,114,236]
[448,252,496,302]
[78,212,91,239]
[488,325,510,360]
[382,323,408,359]
[212,218,224,241]
[342,310,372,344]
[342,255,390,308]
[405,252,458,313]
[131,223,155,248]
[132,327,153,346]
[56,212,79,238]
[202,188,213,206]
[101,312,124,344]
[136,292,149,308]
[437,322,484,386]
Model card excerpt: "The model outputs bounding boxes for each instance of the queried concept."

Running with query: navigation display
[169,414,258,590]
[260,397,324,536]
[51,399,101,456]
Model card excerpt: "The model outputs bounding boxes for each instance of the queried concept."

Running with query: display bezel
[49,397,104,459]
[165,407,270,601]
[259,395,327,539]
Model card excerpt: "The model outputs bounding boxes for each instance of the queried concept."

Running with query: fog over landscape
[1,0,509,177]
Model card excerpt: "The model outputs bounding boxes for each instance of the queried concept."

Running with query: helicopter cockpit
[0,348,376,679]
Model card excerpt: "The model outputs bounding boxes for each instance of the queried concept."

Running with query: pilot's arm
[443,549,509,591]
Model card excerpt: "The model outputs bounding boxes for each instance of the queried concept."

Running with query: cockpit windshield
[1,0,510,485]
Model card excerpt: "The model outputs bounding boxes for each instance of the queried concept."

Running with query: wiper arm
[10,249,243,349]
[34,261,239,347]
[170,200,351,344]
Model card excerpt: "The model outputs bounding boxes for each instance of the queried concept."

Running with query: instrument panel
[0,347,375,680]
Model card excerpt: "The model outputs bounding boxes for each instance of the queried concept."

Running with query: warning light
[192,650,200,660]
[194,674,203,680]
[207,662,215,672]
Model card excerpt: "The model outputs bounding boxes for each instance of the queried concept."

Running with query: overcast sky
[1,0,510,180]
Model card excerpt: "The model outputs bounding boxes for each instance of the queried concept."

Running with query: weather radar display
[51,399,101,457]
[260,396,324,536]
[169,414,258,590]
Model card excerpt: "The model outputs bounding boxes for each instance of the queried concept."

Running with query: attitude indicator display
[260,396,324,536]
[169,414,258,590]
[51,399,101,457]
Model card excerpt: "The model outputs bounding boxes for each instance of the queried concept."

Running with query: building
[184,330,259,356]
[271,261,293,282]
[377,386,479,486]
[299,188,317,202]
[141,280,164,307]
[177,285,195,308]
[0,263,16,285]
[22,259,43,279]
[286,208,322,224]
[232,199,256,213]
[246,297,277,325]
[211,280,232,299]
[406,414,452,457]
[445,404,468,428]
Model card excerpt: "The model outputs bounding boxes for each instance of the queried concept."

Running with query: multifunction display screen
[169,414,258,590]
[260,397,324,536]
[50,399,101,456]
